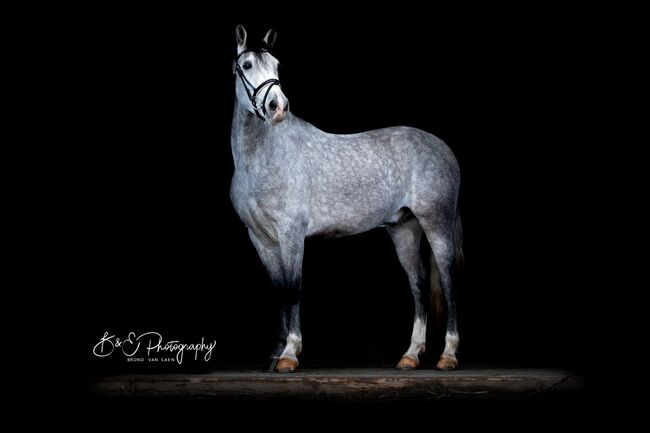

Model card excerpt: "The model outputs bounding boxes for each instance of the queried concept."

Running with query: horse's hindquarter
[304,126,458,237]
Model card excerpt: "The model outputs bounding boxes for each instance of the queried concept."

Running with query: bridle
[234,48,281,121]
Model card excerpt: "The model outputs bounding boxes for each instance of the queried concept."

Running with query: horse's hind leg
[416,214,460,370]
[387,217,428,369]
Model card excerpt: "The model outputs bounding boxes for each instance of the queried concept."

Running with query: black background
[75,15,597,384]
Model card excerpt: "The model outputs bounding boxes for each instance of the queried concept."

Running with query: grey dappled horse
[230,25,462,372]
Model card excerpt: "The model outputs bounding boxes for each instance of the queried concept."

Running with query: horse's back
[314,124,460,201]
[293,120,459,236]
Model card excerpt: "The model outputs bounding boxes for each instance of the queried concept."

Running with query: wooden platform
[88,368,582,400]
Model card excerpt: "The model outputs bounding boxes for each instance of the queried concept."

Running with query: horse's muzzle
[270,109,287,124]
[268,93,288,124]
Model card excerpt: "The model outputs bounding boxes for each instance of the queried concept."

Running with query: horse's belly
[306,202,403,238]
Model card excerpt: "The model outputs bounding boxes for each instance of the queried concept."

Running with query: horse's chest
[231,175,288,226]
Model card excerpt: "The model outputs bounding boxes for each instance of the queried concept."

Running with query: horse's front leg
[248,227,305,373]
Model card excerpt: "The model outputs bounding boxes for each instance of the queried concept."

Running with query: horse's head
[233,25,288,125]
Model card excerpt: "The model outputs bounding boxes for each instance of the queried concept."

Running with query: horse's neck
[231,102,286,170]
[231,102,262,167]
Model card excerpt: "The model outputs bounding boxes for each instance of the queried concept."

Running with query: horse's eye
[243,61,252,70]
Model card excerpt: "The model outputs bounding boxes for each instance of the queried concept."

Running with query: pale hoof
[396,356,419,370]
[436,356,458,371]
[274,357,298,373]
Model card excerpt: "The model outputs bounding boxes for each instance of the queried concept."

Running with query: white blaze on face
[404,317,427,360]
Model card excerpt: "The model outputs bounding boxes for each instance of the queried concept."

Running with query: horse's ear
[263,28,277,48]
[235,24,247,52]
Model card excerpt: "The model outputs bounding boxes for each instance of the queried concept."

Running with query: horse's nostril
[269,100,278,111]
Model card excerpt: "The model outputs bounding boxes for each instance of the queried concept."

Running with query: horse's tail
[430,254,444,322]
[453,213,464,270]
[430,211,463,325]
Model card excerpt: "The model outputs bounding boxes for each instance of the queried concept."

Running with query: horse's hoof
[274,357,298,373]
[436,356,458,371]
[396,356,419,370]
